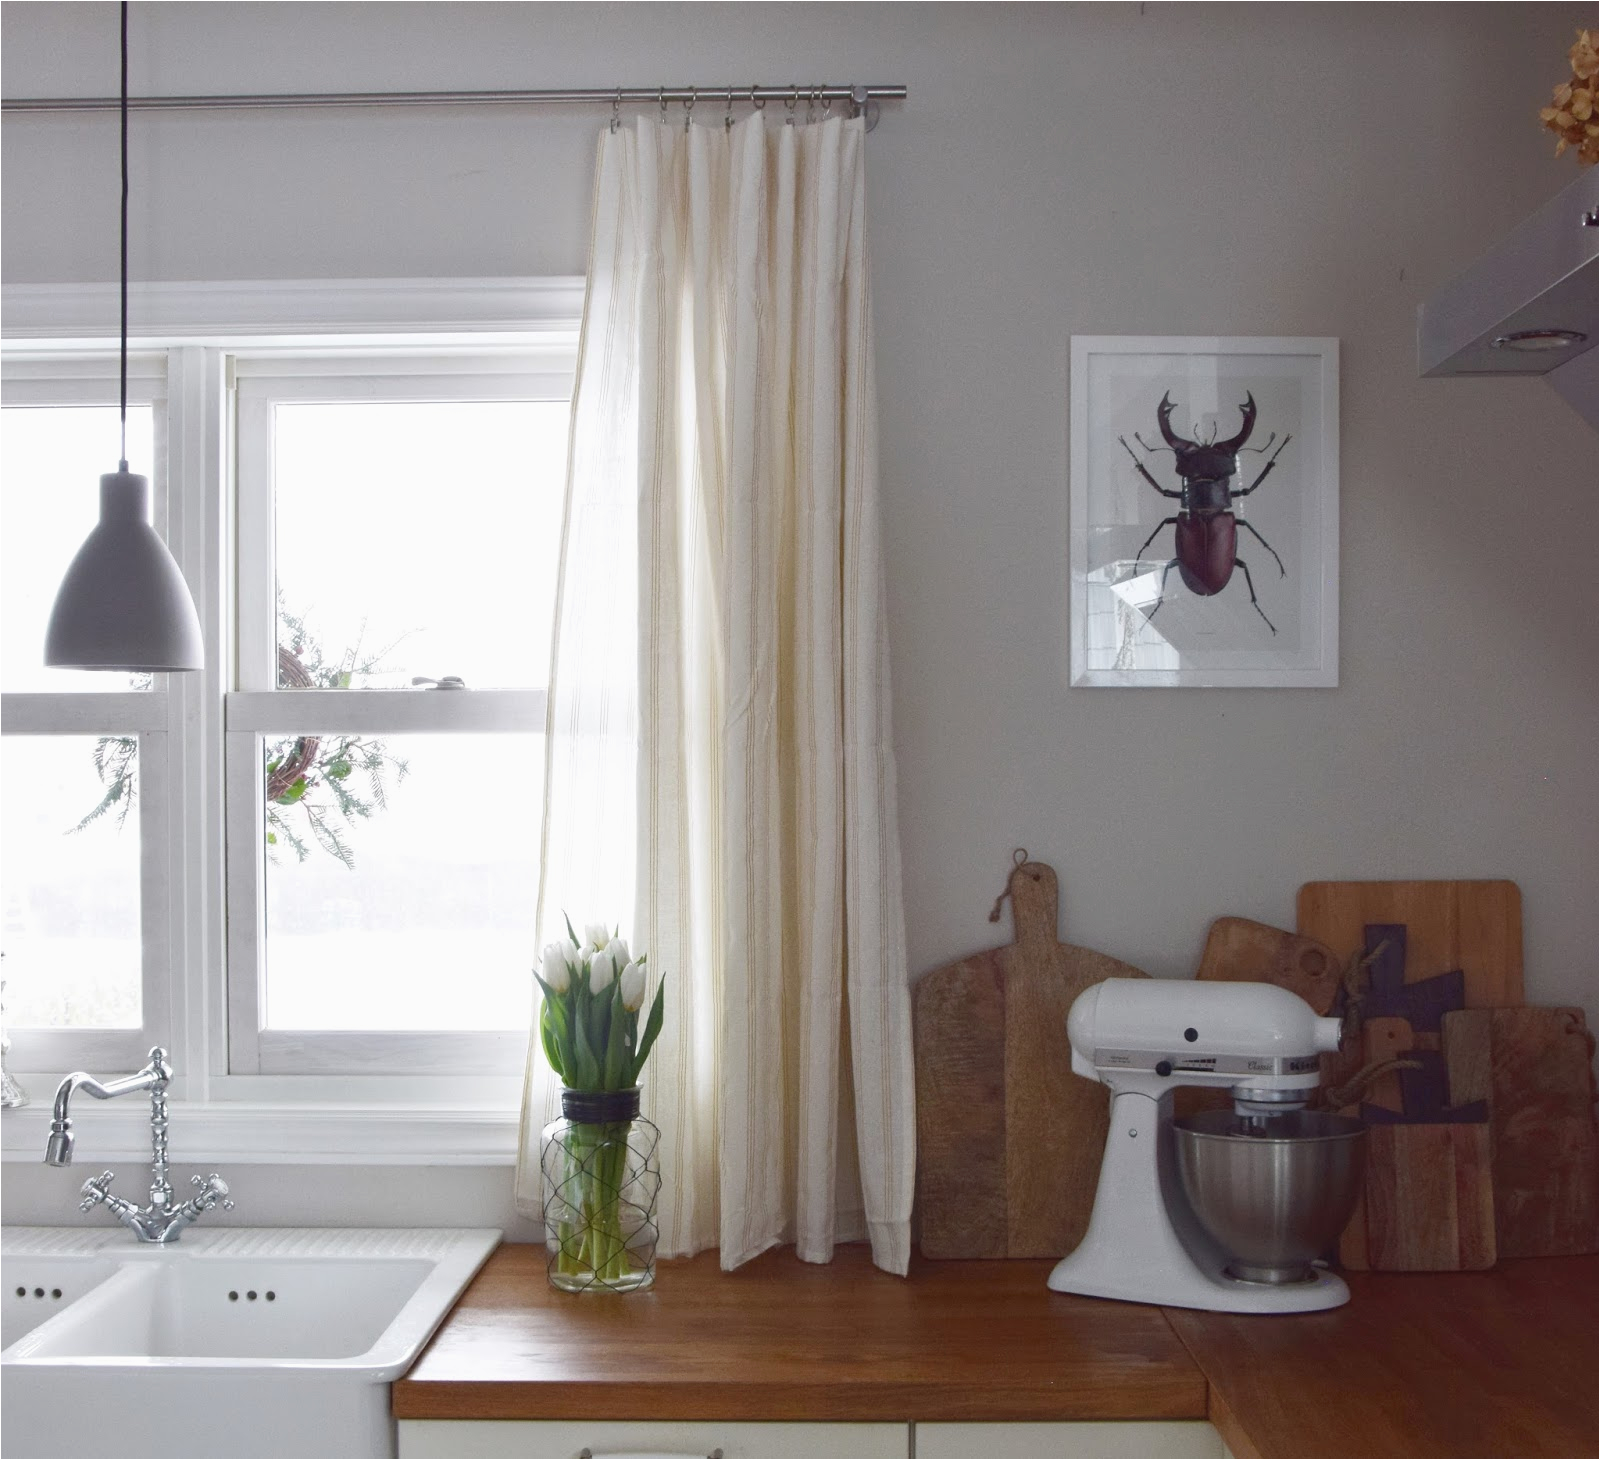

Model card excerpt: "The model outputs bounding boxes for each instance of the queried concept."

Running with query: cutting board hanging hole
[987,848,1031,923]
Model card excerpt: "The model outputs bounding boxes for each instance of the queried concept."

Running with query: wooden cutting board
[1174,916,1345,1124]
[1444,1006,1599,1259]
[1298,880,1522,1271]
[1195,916,1342,1014]
[913,854,1149,1259]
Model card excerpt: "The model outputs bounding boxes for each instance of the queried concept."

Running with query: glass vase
[541,1087,661,1293]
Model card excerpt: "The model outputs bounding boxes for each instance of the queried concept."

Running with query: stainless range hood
[1419,169,1598,426]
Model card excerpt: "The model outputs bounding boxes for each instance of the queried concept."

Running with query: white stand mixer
[1047,978,1353,1314]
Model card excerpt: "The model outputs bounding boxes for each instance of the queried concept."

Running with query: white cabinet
[397,1419,1225,1459]
[914,1421,1225,1458]
[397,1420,909,1458]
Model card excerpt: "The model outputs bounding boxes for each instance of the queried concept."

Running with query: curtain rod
[2,83,907,117]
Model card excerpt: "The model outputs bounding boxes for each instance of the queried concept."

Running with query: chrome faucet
[44,1045,233,1243]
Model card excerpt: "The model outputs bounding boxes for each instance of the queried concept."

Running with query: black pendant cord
[118,0,129,473]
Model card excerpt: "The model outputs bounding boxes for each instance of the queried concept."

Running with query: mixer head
[1066,978,1344,1105]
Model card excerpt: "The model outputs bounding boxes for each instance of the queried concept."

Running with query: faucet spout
[41,1048,229,1243]
[46,1048,172,1169]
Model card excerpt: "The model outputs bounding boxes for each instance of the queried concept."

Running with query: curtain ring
[610,89,621,134]
[821,92,833,119]
[659,87,668,120]
[750,84,765,111]
[785,85,798,125]
[725,86,735,131]
[807,85,820,123]
[684,85,696,131]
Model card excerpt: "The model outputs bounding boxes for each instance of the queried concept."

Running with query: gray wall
[4,3,1594,1227]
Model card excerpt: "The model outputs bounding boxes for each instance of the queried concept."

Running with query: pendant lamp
[44,1,203,673]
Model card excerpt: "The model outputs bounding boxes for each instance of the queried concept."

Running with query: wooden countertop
[394,1245,1598,1457]
[1170,1257,1598,1460]
[393,1244,1205,1423]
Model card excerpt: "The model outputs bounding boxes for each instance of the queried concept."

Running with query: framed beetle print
[1069,336,1339,687]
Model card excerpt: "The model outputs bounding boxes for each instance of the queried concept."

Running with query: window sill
[0,1100,522,1166]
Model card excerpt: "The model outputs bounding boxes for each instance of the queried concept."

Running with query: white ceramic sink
[1,1226,499,1459]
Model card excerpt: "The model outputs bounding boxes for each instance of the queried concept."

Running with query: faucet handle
[191,1172,234,1211]
[79,1171,116,1210]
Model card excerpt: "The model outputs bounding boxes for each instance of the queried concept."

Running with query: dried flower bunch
[1540,28,1598,165]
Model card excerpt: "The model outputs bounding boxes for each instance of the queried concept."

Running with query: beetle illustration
[1118,392,1291,633]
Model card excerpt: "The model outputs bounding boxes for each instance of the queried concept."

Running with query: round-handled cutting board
[912,855,1149,1260]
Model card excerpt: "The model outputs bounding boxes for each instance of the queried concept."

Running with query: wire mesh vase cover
[541,1088,661,1293]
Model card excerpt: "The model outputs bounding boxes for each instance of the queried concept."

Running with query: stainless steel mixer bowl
[1173,1109,1366,1285]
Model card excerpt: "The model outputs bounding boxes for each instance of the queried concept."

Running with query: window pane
[1,735,142,1029]
[0,405,156,693]
[272,401,566,691]
[261,732,541,1031]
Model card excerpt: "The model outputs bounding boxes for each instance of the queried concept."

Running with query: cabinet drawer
[914,1421,1225,1458]
[398,1419,910,1459]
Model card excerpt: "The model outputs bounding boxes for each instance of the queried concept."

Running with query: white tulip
[590,950,616,992]
[619,960,647,1011]
[605,936,630,969]
[540,943,571,994]
[584,922,611,952]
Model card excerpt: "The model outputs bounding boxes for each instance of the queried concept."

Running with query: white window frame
[228,358,566,1077]
[0,279,583,1163]
[0,362,179,1075]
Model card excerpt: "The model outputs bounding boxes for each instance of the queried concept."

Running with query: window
[228,358,567,1075]
[0,280,582,1150]
[1,361,176,1074]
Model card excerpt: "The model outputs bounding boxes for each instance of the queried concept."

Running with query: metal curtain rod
[2,83,907,116]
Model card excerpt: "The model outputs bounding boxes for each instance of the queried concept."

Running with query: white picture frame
[1070,336,1339,687]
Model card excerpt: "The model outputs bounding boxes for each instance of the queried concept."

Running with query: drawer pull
[576,1451,724,1459]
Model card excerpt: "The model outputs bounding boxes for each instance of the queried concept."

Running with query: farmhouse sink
[0,1226,499,1459]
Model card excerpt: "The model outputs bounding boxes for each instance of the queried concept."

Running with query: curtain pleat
[517,113,914,1275]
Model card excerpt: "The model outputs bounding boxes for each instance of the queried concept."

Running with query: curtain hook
[684,85,696,132]
[610,88,621,134]
[750,84,766,111]
[785,86,798,126]
[659,87,667,121]
[725,86,735,131]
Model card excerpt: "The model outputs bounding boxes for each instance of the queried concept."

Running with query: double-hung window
[1,281,580,1151]
[1,357,176,1075]
[227,355,567,1077]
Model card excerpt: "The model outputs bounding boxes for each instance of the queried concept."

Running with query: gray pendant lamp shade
[44,0,204,674]
[44,469,204,671]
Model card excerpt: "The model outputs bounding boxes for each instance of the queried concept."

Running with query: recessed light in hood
[1490,327,1589,352]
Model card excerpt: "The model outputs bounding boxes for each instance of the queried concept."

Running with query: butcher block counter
[393,1245,1597,1458]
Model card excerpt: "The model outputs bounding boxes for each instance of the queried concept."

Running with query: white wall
[4,2,1594,1227]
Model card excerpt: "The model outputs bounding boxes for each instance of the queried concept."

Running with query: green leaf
[328,759,352,780]
[602,984,629,1088]
[275,777,310,805]
[266,832,277,845]
[539,1001,566,1081]
[629,979,666,1084]
[571,1000,601,1091]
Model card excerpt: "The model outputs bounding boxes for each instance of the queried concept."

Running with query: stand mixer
[1047,978,1364,1313]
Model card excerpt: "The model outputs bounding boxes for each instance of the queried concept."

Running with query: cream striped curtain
[515,112,915,1275]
